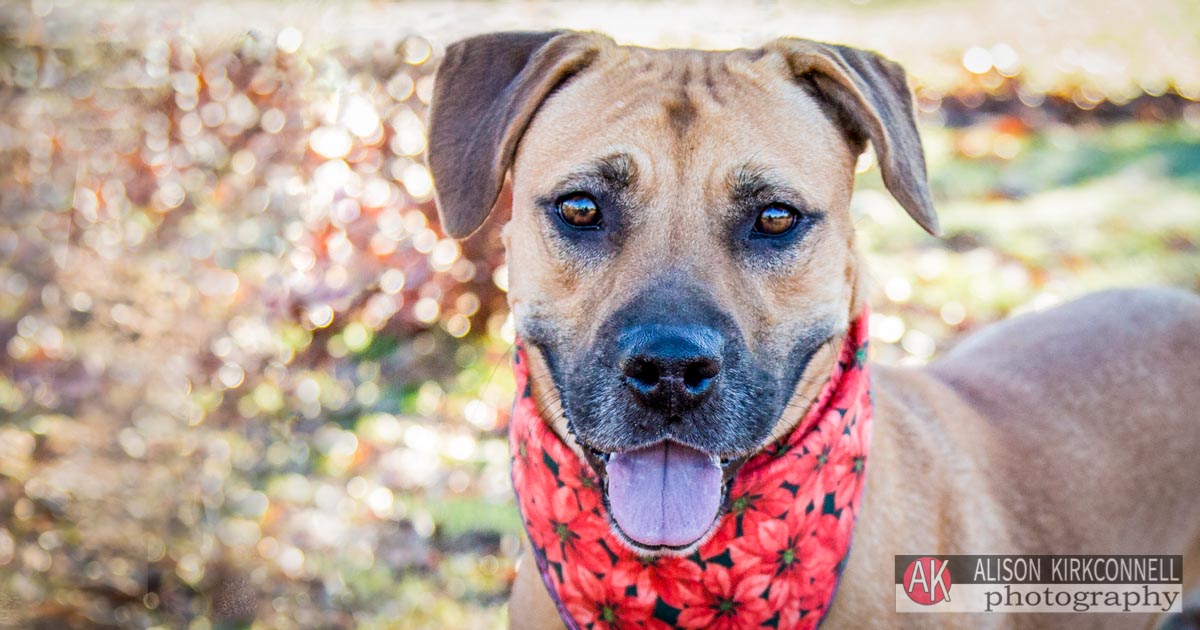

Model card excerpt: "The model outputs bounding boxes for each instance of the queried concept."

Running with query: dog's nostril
[620,353,722,400]
[682,357,721,391]
[617,324,725,408]
[622,357,662,389]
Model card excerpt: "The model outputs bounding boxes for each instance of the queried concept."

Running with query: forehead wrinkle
[701,55,725,105]
[663,62,698,139]
[599,50,729,129]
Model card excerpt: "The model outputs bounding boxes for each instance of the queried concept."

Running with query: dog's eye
[752,204,799,236]
[556,193,602,229]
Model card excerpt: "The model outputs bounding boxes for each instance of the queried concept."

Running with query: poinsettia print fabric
[510,314,872,630]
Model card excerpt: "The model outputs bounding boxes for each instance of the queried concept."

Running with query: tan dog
[425,31,1200,629]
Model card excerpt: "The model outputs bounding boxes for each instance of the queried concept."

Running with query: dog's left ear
[767,39,939,235]
[426,31,611,238]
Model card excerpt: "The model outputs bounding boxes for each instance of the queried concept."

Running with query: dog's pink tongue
[606,442,722,547]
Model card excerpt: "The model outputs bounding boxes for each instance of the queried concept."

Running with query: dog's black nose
[618,324,723,412]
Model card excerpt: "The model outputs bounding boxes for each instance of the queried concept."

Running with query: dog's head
[427,31,935,554]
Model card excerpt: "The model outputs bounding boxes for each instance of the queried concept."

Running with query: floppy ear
[766,39,939,235]
[426,31,609,238]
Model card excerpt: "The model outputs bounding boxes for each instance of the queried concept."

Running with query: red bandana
[510,314,872,630]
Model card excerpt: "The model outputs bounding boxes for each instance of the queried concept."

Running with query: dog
[425,30,1200,629]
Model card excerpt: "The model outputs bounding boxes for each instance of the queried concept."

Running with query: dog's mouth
[580,440,750,554]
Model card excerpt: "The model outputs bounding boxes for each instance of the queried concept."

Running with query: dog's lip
[580,442,611,479]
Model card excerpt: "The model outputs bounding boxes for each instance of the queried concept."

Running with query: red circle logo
[903,557,953,605]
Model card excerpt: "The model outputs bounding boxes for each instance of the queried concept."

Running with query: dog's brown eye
[753,204,799,236]
[556,193,602,229]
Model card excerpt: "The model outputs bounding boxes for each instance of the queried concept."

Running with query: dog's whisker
[480,341,517,398]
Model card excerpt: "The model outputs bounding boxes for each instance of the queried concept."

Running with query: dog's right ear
[426,31,609,238]
[766,39,939,236]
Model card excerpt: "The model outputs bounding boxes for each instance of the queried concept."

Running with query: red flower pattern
[563,565,666,630]
[676,562,773,629]
[509,314,872,630]
[608,553,703,609]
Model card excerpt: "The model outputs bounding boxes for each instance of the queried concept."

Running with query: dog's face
[506,47,858,460]
[428,32,935,553]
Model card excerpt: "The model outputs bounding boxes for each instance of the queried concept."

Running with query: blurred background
[0,0,1197,627]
